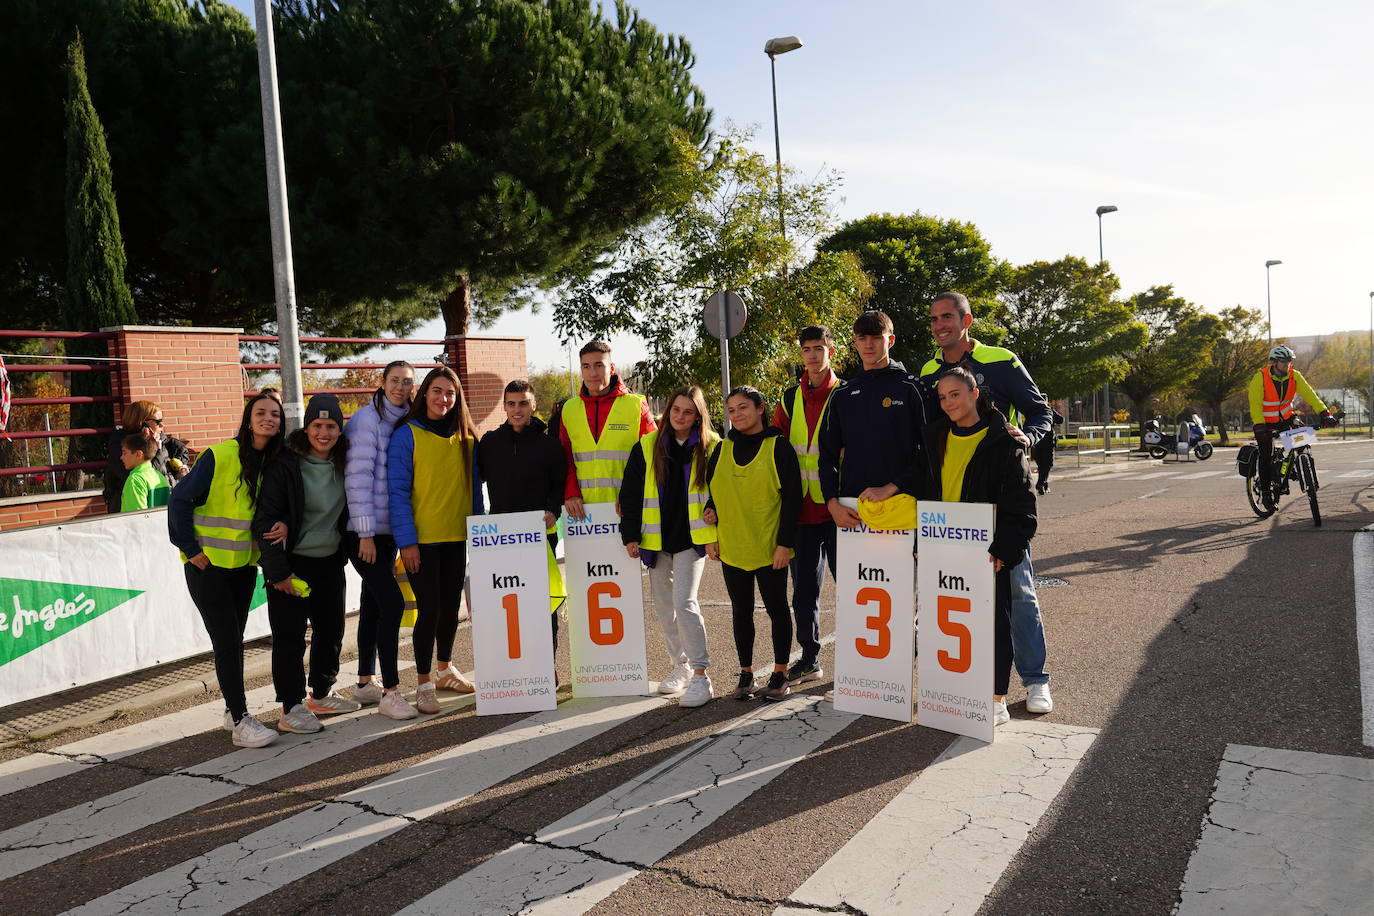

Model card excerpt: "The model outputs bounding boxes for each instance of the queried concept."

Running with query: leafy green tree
[553,128,871,407]
[1187,306,1269,444]
[1308,332,1373,421]
[63,32,138,472]
[527,366,579,420]
[996,257,1145,400]
[1115,286,1222,437]
[818,212,1011,368]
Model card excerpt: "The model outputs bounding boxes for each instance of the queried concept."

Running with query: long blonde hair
[654,386,715,489]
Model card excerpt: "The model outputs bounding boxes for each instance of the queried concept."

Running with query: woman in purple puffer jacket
[341,360,417,720]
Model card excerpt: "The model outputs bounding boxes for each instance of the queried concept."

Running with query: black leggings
[994,567,1014,696]
[345,532,404,687]
[266,551,347,708]
[409,541,466,676]
[722,562,792,668]
[183,563,259,722]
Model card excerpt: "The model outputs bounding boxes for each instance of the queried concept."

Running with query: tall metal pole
[769,54,786,245]
[1095,207,1116,424]
[1097,214,1105,264]
[1265,268,1273,345]
[1368,291,1373,437]
[254,0,305,432]
[718,293,732,430]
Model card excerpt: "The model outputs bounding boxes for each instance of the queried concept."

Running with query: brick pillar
[102,326,245,450]
[446,335,527,435]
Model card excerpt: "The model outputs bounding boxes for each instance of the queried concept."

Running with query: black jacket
[918,410,1037,568]
[704,426,803,551]
[818,359,932,500]
[476,416,564,517]
[251,447,349,584]
[103,430,188,512]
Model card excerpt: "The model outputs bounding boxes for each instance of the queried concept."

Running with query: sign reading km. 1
[916,500,995,743]
[564,503,649,697]
[467,510,557,715]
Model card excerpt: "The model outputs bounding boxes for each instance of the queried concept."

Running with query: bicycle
[1243,414,1331,526]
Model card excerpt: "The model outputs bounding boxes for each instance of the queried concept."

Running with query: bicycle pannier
[1237,443,1257,478]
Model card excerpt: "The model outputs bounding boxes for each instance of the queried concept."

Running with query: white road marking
[397,695,855,916]
[1353,532,1374,747]
[68,694,668,916]
[0,686,468,881]
[0,659,416,799]
[1336,470,1370,478]
[775,721,1096,916]
[1176,470,1230,479]
[1110,472,1175,480]
[1137,488,1171,500]
[1175,744,1374,915]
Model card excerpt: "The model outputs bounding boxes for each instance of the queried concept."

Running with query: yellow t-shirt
[942,426,988,501]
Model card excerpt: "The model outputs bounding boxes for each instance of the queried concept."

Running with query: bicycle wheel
[1298,452,1321,527]
[1246,470,1274,519]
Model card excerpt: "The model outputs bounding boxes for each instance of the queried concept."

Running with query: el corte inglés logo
[0,577,145,668]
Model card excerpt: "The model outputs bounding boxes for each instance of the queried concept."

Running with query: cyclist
[1248,345,1336,510]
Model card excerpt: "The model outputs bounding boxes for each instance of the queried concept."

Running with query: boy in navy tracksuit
[818,310,933,523]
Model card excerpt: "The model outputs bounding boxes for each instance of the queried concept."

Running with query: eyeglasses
[146,418,164,426]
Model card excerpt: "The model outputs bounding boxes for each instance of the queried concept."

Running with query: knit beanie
[304,393,345,428]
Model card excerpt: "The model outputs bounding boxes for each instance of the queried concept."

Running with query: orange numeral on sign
[587,581,624,646]
[936,595,971,673]
[854,586,891,659]
[501,592,522,659]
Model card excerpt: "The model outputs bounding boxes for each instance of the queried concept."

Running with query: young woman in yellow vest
[620,385,720,708]
[919,367,1037,727]
[704,386,803,702]
[387,367,484,715]
[168,392,285,749]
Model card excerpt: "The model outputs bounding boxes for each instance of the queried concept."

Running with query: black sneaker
[786,660,822,685]
[759,671,790,702]
[732,671,757,700]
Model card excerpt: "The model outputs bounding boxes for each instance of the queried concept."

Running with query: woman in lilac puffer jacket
[341,361,417,718]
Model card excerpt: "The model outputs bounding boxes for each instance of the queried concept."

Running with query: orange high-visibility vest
[1260,372,1297,423]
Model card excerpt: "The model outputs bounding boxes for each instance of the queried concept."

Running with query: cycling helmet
[1269,345,1295,361]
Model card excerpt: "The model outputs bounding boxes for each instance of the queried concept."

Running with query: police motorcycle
[1143,414,1213,461]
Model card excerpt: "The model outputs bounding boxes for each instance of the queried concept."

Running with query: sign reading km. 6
[564,502,649,697]
[467,510,557,715]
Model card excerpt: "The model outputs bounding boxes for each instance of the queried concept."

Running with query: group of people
[166,290,1058,749]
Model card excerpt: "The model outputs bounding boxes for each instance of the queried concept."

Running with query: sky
[228,0,1374,374]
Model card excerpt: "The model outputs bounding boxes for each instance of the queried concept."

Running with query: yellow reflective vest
[187,439,259,568]
[636,429,719,551]
[786,383,834,504]
[563,394,644,504]
[709,438,793,571]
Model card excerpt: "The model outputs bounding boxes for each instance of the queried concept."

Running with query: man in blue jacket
[919,291,1055,715]
[818,309,932,527]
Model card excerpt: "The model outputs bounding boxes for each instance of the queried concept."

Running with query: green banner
[0,577,145,668]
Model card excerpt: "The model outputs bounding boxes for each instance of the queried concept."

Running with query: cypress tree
[62,32,137,478]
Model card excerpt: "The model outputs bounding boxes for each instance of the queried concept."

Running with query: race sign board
[833,506,916,723]
[467,510,557,715]
[916,500,996,743]
[564,502,649,697]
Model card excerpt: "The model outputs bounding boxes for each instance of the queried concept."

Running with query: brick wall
[0,492,106,531]
[106,326,246,451]
[446,335,528,435]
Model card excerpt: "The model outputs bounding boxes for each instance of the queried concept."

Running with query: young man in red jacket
[771,325,843,684]
[558,340,656,521]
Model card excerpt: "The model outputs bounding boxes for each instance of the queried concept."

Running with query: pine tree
[62,32,137,477]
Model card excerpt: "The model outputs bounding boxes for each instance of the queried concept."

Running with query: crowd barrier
[0,510,360,708]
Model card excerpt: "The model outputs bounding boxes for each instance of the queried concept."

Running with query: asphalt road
[1,439,1371,915]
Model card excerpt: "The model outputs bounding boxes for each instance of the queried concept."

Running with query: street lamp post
[1264,259,1282,344]
[764,36,802,250]
[1095,205,1117,423]
[1368,291,1373,437]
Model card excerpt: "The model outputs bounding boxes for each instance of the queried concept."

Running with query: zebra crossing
[0,665,1106,916]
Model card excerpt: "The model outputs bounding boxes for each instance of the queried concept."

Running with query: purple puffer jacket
[343,397,408,537]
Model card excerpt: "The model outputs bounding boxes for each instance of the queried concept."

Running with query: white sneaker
[993,700,1010,727]
[678,674,713,708]
[1025,682,1053,714]
[658,663,691,694]
[351,679,385,706]
[231,713,278,748]
[279,703,323,734]
[416,682,441,714]
[307,691,363,715]
[378,689,418,720]
[223,710,235,732]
